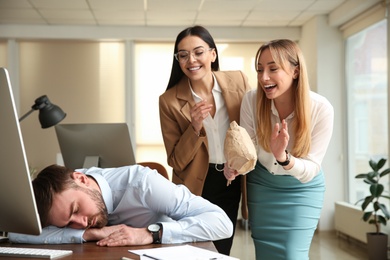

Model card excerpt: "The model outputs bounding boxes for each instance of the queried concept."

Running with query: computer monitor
[0,67,42,236]
[55,123,136,169]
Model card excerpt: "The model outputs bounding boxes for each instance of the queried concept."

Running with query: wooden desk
[0,241,217,259]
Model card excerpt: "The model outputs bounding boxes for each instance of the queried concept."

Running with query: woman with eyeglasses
[159,25,251,255]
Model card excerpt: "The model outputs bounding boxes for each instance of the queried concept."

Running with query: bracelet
[276,150,291,166]
[192,126,201,136]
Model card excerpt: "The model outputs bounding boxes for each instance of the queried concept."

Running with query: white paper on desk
[128,244,239,260]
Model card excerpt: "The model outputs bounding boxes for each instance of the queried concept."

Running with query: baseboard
[334,201,377,243]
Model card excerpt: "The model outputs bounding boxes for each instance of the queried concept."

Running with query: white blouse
[190,74,230,164]
[240,89,334,183]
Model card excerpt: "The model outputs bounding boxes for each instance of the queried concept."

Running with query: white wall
[300,15,346,231]
[385,3,390,237]
[15,41,126,170]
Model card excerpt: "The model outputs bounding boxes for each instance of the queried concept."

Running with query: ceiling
[0,0,356,28]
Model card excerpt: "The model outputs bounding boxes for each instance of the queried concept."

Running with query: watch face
[148,224,160,232]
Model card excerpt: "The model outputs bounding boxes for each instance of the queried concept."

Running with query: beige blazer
[159,70,252,219]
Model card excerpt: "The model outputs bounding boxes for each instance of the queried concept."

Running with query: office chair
[138,162,169,180]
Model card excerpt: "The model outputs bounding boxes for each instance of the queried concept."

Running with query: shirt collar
[270,100,295,120]
[87,172,114,214]
[271,100,278,117]
[189,73,220,102]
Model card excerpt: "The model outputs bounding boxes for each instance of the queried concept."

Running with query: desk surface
[0,241,217,259]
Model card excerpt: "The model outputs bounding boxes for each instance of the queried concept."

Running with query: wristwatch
[147,223,162,244]
[276,150,291,166]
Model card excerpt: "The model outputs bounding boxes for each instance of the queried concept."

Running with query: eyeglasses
[174,47,214,63]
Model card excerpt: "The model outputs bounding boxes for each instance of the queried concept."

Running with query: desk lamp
[18,95,66,128]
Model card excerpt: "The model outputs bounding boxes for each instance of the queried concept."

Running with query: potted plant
[355,158,390,260]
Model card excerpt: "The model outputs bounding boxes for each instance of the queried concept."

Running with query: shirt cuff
[288,157,305,179]
[158,222,182,244]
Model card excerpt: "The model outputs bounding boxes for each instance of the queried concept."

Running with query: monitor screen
[0,67,42,236]
[55,123,136,169]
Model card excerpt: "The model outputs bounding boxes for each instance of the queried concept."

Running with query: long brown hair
[255,39,311,157]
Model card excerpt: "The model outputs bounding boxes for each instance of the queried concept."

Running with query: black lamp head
[32,95,66,128]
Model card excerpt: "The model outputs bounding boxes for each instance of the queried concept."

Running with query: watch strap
[150,223,162,244]
[276,150,290,166]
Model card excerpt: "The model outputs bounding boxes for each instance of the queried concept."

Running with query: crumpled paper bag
[224,121,257,175]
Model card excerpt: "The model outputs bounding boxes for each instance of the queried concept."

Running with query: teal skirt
[247,162,325,260]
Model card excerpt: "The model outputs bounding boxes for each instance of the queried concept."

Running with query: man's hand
[83,225,125,241]
[94,224,153,247]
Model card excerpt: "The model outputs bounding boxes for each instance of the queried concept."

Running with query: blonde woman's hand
[270,119,289,161]
[190,100,213,134]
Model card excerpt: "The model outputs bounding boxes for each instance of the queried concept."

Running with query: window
[346,19,388,203]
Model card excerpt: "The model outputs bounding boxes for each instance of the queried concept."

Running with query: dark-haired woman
[159,25,251,255]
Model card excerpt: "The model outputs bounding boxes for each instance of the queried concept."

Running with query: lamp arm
[18,108,36,122]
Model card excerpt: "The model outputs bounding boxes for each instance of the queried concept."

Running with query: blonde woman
[239,39,334,259]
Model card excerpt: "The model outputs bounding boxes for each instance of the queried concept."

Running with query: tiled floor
[230,221,369,260]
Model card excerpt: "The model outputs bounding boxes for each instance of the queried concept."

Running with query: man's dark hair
[32,164,76,227]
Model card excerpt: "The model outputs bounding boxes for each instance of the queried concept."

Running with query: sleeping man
[9,164,233,247]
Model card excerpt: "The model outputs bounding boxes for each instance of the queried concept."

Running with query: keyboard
[0,247,72,259]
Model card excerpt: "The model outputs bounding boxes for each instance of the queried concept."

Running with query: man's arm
[8,224,128,244]
[8,226,85,244]
[142,171,234,244]
[92,171,234,246]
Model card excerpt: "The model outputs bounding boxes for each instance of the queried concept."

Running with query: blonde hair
[254,39,311,157]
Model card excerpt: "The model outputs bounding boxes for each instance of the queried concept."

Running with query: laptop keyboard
[0,246,72,259]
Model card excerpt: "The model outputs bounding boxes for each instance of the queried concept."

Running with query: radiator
[334,201,377,243]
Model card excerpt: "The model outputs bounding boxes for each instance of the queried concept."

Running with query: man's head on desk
[32,164,109,229]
